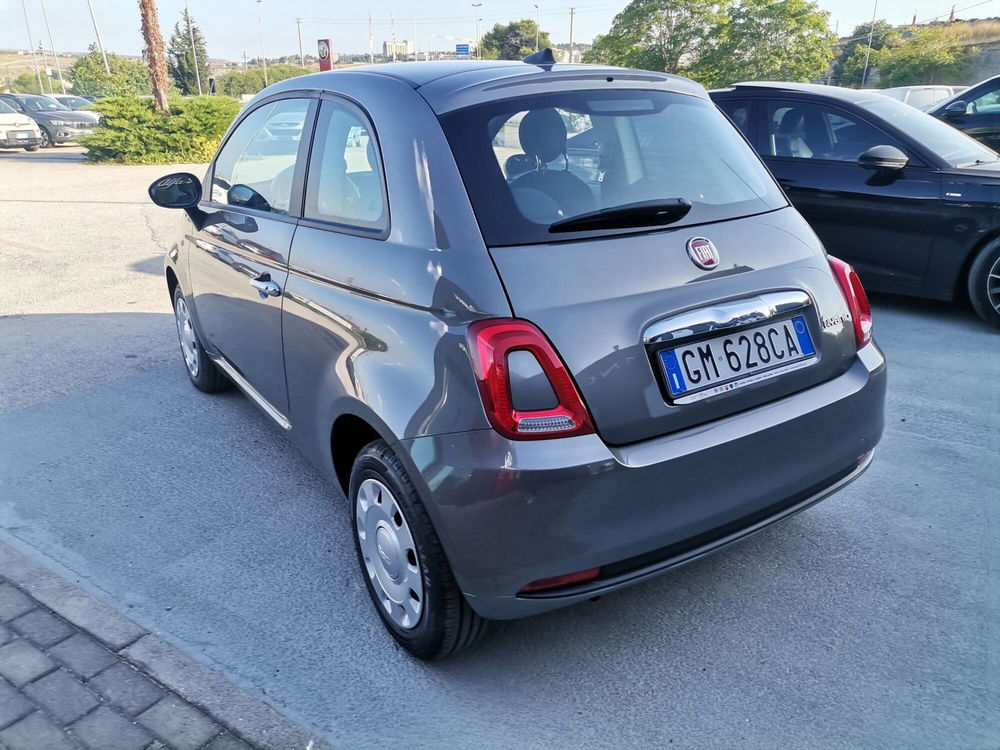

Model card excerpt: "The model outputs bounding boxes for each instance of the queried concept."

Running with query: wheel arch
[955,228,1000,302]
[165,265,179,301]
[330,409,392,494]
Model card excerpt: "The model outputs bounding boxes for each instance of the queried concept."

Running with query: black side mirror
[227,184,271,212]
[858,145,908,171]
[942,100,967,119]
[148,172,201,209]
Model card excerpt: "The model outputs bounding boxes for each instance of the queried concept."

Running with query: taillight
[828,255,873,349]
[466,319,594,440]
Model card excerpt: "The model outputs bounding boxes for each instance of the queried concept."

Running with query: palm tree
[138,0,169,111]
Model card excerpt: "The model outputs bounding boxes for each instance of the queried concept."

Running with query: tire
[172,285,229,392]
[24,145,39,152]
[967,238,1000,330]
[350,440,486,659]
[39,128,52,148]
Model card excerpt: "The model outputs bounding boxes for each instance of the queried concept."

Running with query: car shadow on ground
[129,255,165,276]
[0,145,86,163]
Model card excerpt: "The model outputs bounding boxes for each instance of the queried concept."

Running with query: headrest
[518,109,567,164]
[778,108,805,134]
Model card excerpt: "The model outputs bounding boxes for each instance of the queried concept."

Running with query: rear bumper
[397,343,886,620]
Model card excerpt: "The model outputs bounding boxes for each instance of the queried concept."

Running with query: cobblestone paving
[0,579,253,750]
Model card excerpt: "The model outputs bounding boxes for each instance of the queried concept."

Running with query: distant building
[382,40,412,58]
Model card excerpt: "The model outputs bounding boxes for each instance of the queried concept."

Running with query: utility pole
[40,0,66,94]
[534,4,540,50]
[368,11,374,63]
[38,41,54,93]
[242,50,247,70]
[391,12,396,61]
[185,0,202,95]
[256,0,268,86]
[296,18,304,66]
[568,7,575,63]
[84,0,112,74]
[860,0,878,88]
[472,3,482,59]
[413,16,417,61]
[21,1,44,93]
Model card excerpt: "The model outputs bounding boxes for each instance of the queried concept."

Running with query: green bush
[216,65,310,97]
[80,96,241,164]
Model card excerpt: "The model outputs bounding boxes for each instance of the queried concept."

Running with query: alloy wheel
[355,478,424,630]
[988,255,1000,315]
[173,296,200,378]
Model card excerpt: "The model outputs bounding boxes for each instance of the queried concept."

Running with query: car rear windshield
[439,89,787,246]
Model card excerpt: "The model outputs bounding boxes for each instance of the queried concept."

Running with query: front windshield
[18,95,70,112]
[440,89,787,245]
[0,100,15,115]
[858,96,998,167]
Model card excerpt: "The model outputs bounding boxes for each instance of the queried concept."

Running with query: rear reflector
[828,255,873,349]
[466,319,594,440]
[519,567,601,593]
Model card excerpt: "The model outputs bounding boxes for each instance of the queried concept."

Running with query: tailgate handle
[643,291,811,345]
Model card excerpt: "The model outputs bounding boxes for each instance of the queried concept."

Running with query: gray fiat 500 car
[149,53,886,659]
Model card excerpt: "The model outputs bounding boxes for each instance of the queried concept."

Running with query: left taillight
[466,319,594,440]
[828,255,873,349]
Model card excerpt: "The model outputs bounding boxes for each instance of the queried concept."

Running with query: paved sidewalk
[0,542,331,750]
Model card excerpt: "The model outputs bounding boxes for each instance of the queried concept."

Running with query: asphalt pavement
[1,147,998,749]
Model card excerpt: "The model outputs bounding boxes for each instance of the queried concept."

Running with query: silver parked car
[148,52,887,659]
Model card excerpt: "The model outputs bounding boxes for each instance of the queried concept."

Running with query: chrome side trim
[642,290,812,345]
[209,355,292,430]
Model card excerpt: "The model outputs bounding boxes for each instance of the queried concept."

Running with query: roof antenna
[523,47,556,69]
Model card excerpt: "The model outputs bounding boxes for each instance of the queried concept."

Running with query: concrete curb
[0,540,333,750]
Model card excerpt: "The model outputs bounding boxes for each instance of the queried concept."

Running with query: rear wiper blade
[548,198,692,233]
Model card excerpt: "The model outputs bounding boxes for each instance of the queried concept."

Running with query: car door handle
[250,273,281,298]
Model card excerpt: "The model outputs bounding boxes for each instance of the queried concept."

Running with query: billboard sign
[455,43,470,57]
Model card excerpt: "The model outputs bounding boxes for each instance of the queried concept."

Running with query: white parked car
[0,98,42,151]
[881,85,966,110]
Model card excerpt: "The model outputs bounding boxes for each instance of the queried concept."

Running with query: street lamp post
[84,0,112,74]
[296,18,304,67]
[20,0,44,93]
[40,0,66,94]
[534,4,540,50]
[185,0,202,95]
[472,3,482,59]
[256,0,268,86]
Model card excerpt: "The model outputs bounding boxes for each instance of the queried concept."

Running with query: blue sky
[2,0,997,60]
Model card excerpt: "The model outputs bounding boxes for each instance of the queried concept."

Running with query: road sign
[455,43,470,56]
[318,39,332,71]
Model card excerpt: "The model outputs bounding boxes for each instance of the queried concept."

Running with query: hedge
[80,96,242,164]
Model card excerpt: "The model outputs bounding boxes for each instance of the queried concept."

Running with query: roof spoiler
[523,48,556,69]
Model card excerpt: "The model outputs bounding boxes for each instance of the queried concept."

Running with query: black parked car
[928,74,1000,152]
[710,82,1000,328]
[0,93,97,147]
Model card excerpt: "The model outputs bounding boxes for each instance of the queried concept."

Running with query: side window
[766,100,899,162]
[303,99,387,231]
[968,83,1000,114]
[211,98,309,215]
[717,100,752,138]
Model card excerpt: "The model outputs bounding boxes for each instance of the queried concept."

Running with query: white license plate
[14,131,29,139]
[658,315,816,404]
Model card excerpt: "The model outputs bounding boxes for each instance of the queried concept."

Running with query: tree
[698,0,834,87]
[480,19,551,60]
[168,8,210,95]
[11,73,45,94]
[874,26,975,86]
[139,0,170,111]
[832,19,899,86]
[583,0,728,75]
[216,65,309,97]
[68,45,152,97]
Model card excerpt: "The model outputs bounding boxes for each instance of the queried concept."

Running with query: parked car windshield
[0,100,16,115]
[440,89,787,246]
[858,96,999,166]
[15,95,71,112]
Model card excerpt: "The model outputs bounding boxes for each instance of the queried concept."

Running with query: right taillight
[466,319,594,440]
[828,255,873,349]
